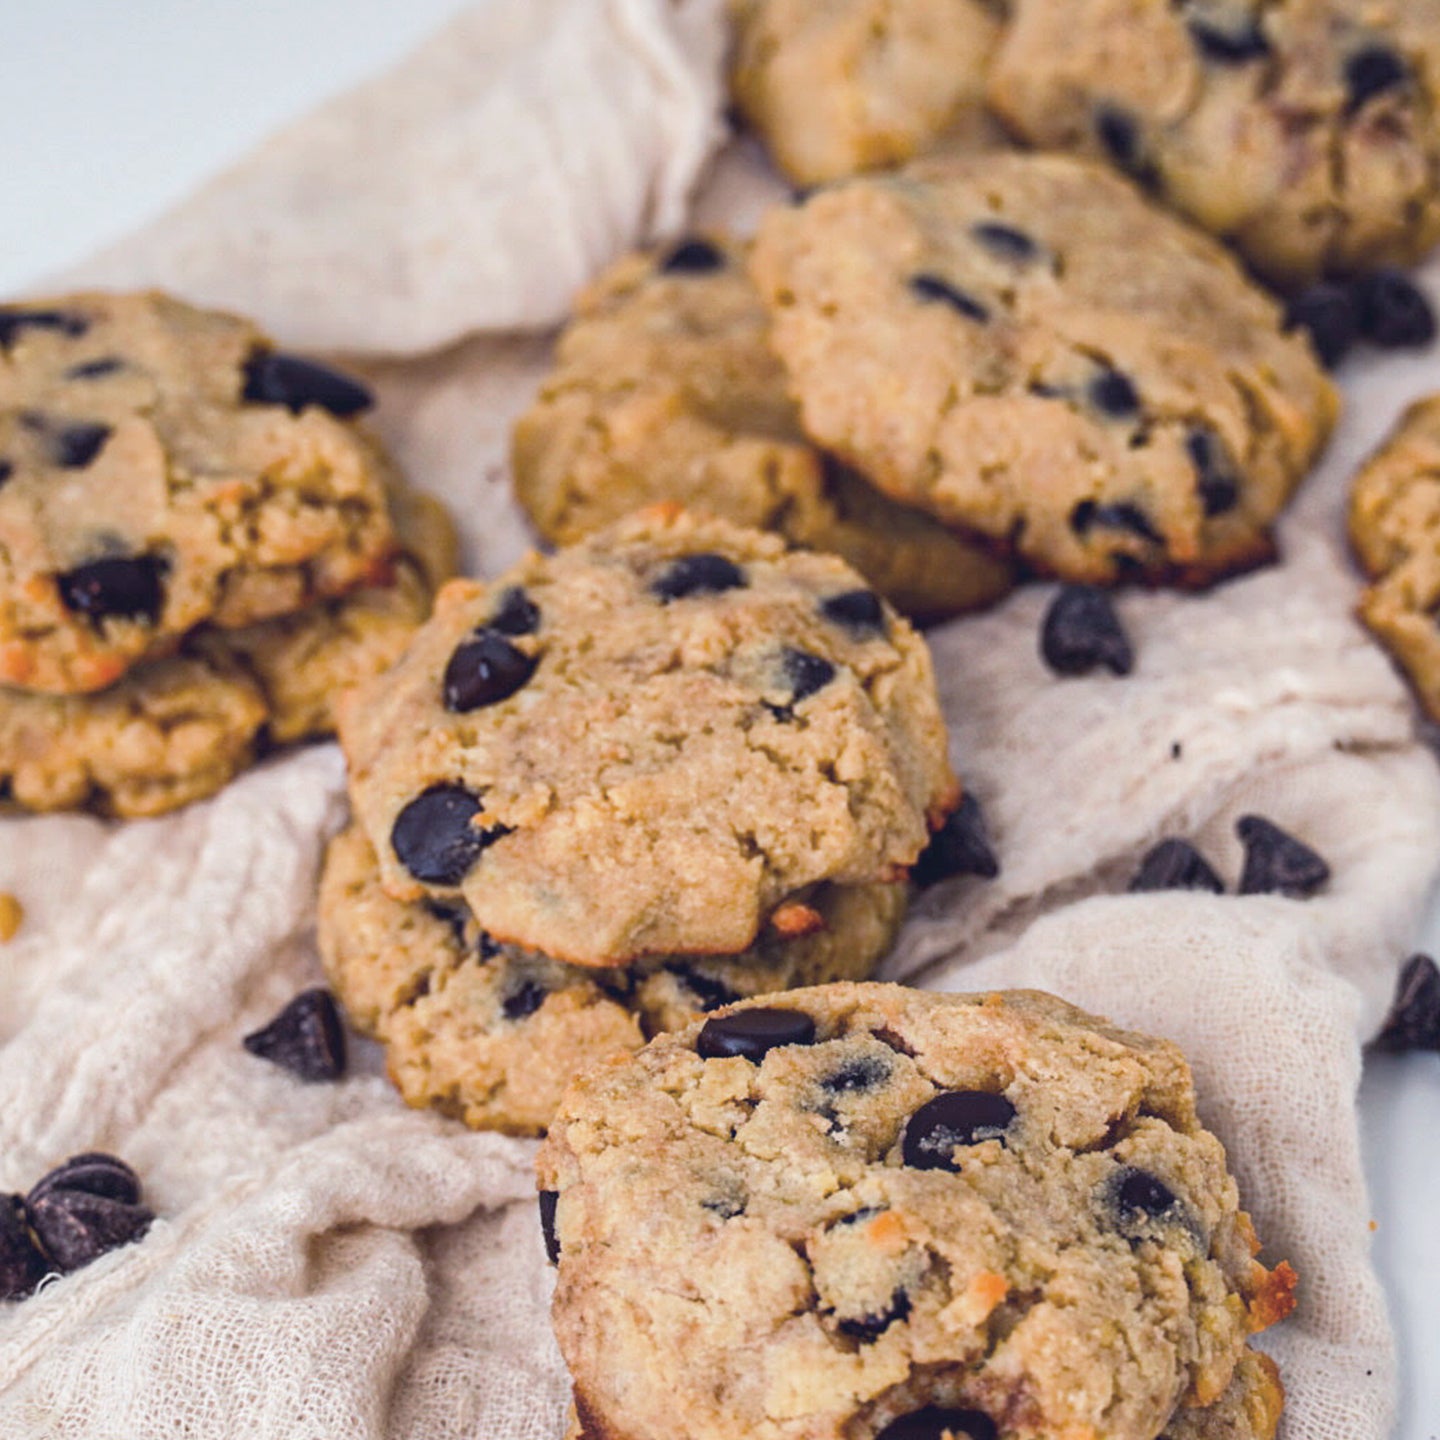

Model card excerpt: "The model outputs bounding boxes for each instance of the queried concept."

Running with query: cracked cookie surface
[512,236,1013,623]
[340,508,956,966]
[750,152,1337,586]
[539,983,1294,1440]
[0,291,396,693]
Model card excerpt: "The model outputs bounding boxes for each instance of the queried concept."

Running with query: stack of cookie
[0,291,454,816]
[321,507,964,1134]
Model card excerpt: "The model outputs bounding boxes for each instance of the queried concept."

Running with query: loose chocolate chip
[1283,282,1357,369]
[1096,105,1144,173]
[57,554,168,625]
[29,1154,141,1207]
[50,422,111,469]
[666,963,740,1013]
[902,1091,1016,1171]
[24,1187,153,1274]
[697,1007,817,1062]
[443,629,537,712]
[502,979,548,1021]
[875,1407,998,1440]
[909,273,989,323]
[1187,15,1270,63]
[1110,1166,1180,1226]
[1352,269,1436,349]
[65,356,123,380]
[241,350,372,417]
[1129,838,1224,894]
[1186,428,1240,517]
[0,308,88,348]
[971,221,1039,262]
[1088,369,1140,418]
[651,552,746,602]
[782,647,836,702]
[1372,954,1440,1054]
[243,988,347,1082]
[0,1195,49,1301]
[1070,499,1161,544]
[821,1055,891,1094]
[659,238,726,274]
[912,793,999,888]
[1344,45,1408,114]
[391,784,502,885]
[488,585,540,636]
[1235,814,1329,897]
[538,1189,561,1263]
[1040,585,1134,677]
[838,1289,912,1341]
[820,588,886,636]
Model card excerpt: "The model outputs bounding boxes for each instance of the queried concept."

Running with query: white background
[0,3,1436,1435]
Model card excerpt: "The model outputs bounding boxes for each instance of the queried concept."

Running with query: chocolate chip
[909,274,989,323]
[821,1055,891,1094]
[701,1192,746,1220]
[443,630,537,712]
[423,898,473,950]
[1040,585,1133,677]
[912,793,999,888]
[0,1196,50,1301]
[241,350,372,417]
[1129,838,1224,894]
[875,1407,997,1440]
[1088,369,1140,418]
[24,1185,153,1274]
[659,238,726,274]
[665,963,740,1013]
[1283,282,1358,369]
[902,1091,1016,1170]
[1236,814,1329,897]
[0,460,11,488]
[50,422,111,469]
[57,554,168,625]
[243,988,347,1082]
[1070,499,1161,544]
[539,1190,560,1264]
[1096,106,1144,173]
[0,308,88,349]
[820,588,886,636]
[488,585,540,636]
[1353,269,1436,349]
[65,356,123,380]
[1344,45,1408,114]
[1109,1167,1181,1227]
[391,784,503,885]
[696,1007,816,1062]
[1373,954,1440,1054]
[971,222,1039,262]
[838,1289,912,1341]
[651,553,746,602]
[502,979,548,1021]
[1187,15,1270,63]
[29,1154,141,1207]
[1186,428,1240,517]
[782,648,836,702]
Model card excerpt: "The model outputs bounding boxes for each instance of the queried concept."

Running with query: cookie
[987,0,1440,287]
[0,485,453,817]
[0,291,397,693]
[319,824,907,1135]
[511,236,1014,623]
[1348,394,1440,720]
[340,507,957,966]
[538,983,1295,1440]
[728,0,1005,187]
[750,153,1337,585]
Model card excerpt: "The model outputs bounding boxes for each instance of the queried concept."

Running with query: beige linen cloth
[2,3,1436,1435]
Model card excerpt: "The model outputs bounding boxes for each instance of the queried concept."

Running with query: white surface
[0,5,1436,1436]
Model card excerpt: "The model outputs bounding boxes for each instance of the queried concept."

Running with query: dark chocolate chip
[820,588,886,636]
[902,1091,1016,1171]
[1186,428,1240,517]
[1040,585,1133,677]
[701,1192,746,1220]
[1129,838,1224,894]
[875,1406,997,1440]
[423,898,473,950]
[51,422,111,469]
[1344,44,1408,114]
[539,1190,560,1264]
[478,931,502,961]
[0,309,88,349]
[665,963,740,1013]
[57,554,168,626]
[782,647,836,702]
[1109,1166,1181,1227]
[1352,269,1436,349]
[1187,14,1270,63]
[28,1154,141,1207]
[651,552,746,602]
[0,1195,50,1301]
[1235,814,1329,897]
[659,238,726,274]
[1070,499,1161,544]
[1283,282,1357,369]
[821,1055,891,1094]
[241,350,372,417]
[971,221,1039,262]
[1088,369,1140,418]
[909,273,989,323]
[24,1187,153,1274]
[65,356,123,380]
[0,460,11,488]
[242,988,347,1082]
[912,792,1000,888]
[488,585,540,636]
[391,784,503,885]
[502,979,548,1021]
[1096,106,1144,172]
[1372,954,1440,1054]
[697,1007,817,1062]
[443,629,537,712]
[838,1288,912,1341]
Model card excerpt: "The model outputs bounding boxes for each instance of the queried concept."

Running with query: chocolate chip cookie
[539,983,1295,1440]
[750,153,1337,585]
[0,291,396,693]
[512,236,1014,623]
[340,508,957,966]
[988,0,1440,286]
[319,824,907,1135]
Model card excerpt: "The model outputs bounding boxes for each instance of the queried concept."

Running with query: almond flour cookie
[0,291,397,693]
[728,0,1005,187]
[750,153,1337,585]
[0,486,453,817]
[512,236,1013,623]
[538,983,1295,1440]
[340,508,956,966]
[988,0,1440,287]
[319,824,907,1135]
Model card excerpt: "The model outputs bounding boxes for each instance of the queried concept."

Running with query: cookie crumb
[0,892,22,942]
